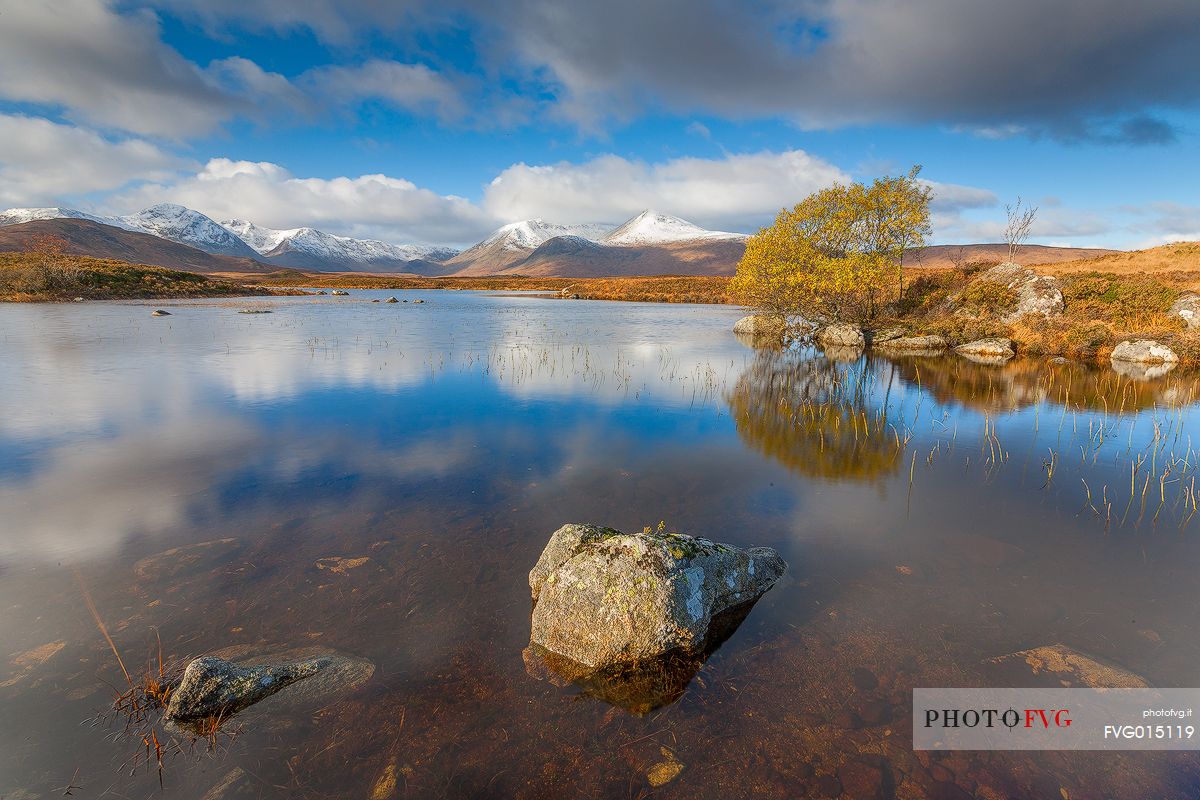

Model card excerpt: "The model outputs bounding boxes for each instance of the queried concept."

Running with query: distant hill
[912,243,1119,270]
[0,219,272,274]
[1028,240,1200,282]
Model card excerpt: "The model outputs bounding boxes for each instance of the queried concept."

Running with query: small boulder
[413,298,425,304]
[238,309,272,314]
[331,290,349,296]
[371,299,380,303]
[976,262,1064,322]
[1170,292,1200,329]
[733,314,786,338]
[315,290,328,295]
[385,296,399,303]
[151,309,171,316]
[1110,340,1179,364]
[818,323,865,349]
[528,524,786,671]
[165,655,329,722]
[875,334,948,352]
[73,297,84,302]
[955,337,1015,359]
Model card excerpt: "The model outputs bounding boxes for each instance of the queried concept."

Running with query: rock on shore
[732,314,786,338]
[528,524,786,671]
[977,262,1064,322]
[1110,340,1179,364]
[817,323,865,348]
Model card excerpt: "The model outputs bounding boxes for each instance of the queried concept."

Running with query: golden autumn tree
[731,167,932,323]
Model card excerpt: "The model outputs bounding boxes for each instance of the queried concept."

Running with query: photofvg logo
[913,688,1200,751]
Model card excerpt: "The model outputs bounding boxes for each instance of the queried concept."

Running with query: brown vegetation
[244,271,737,304]
[0,247,287,302]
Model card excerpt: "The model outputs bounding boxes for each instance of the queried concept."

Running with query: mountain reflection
[727,350,904,482]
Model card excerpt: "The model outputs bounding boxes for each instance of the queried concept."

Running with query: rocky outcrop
[1110,340,1179,364]
[976,262,1064,322]
[732,314,786,339]
[1170,292,1200,329]
[528,524,786,672]
[818,323,865,349]
[874,334,948,353]
[955,337,1016,359]
[166,655,330,721]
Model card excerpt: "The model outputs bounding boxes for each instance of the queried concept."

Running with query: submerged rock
[1170,292,1200,329]
[1110,339,1179,364]
[151,309,171,316]
[238,308,272,314]
[818,323,865,349]
[165,655,330,721]
[955,337,1015,359]
[976,262,1064,322]
[875,334,948,352]
[733,314,786,339]
[985,644,1148,689]
[528,524,786,672]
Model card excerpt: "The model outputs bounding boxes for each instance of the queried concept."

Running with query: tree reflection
[727,350,904,483]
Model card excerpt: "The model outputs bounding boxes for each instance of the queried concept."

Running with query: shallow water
[2,291,1200,798]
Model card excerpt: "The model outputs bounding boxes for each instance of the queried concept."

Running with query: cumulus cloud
[112,158,496,245]
[0,114,189,206]
[301,60,467,122]
[484,150,850,230]
[145,0,1200,142]
[0,0,245,137]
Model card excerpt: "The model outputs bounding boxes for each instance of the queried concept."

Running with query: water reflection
[728,349,903,482]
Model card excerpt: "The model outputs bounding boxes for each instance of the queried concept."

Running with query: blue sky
[0,0,1197,248]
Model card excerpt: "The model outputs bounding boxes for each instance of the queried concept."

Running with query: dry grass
[240,271,736,304]
[1036,241,1200,289]
[0,251,295,302]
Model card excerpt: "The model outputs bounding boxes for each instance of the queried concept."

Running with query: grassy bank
[883,265,1200,364]
[240,271,736,304]
[0,252,299,302]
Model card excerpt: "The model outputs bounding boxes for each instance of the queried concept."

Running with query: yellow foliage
[731,167,932,322]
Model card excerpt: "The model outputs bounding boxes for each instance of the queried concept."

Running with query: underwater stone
[165,655,329,721]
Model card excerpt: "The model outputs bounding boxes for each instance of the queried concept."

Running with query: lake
[2,290,1200,798]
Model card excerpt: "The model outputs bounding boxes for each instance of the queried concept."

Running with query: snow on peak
[221,219,296,255]
[119,204,257,257]
[482,219,612,251]
[0,206,135,231]
[224,219,457,263]
[601,210,745,246]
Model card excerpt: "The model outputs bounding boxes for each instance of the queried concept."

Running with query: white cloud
[483,150,850,230]
[303,60,467,122]
[0,114,189,206]
[0,0,242,137]
[112,158,495,245]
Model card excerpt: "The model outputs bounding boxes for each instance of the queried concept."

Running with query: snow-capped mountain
[222,219,457,265]
[120,204,259,258]
[0,207,135,231]
[600,210,746,246]
[477,219,613,252]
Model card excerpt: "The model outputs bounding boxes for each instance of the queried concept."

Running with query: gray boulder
[818,323,865,349]
[1110,339,1179,364]
[151,309,171,316]
[165,655,329,721]
[528,524,786,671]
[955,337,1015,359]
[732,314,786,338]
[1170,292,1200,329]
[875,334,948,352]
[977,262,1064,322]
[385,296,399,303]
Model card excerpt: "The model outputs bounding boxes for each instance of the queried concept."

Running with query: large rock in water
[817,323,865,349]
[528,524,786,671]
[165,655,330,721]
[732,314,786,339]
[955,337,1015,358]
[976,262,1064,322]
[874,334,948,352]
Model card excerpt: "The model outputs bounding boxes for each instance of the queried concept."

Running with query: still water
[2,291,1199,798]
